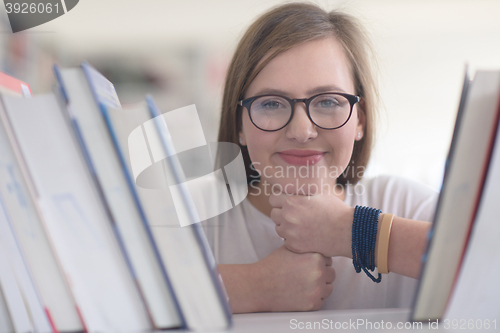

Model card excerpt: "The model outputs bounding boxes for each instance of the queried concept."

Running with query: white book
[103,99,232,330]
[412,70,500,321]
[55,65,182,329]
[0,287,14,333]
[445,111,500,320]
[0,98,82,332]
[0,216,32,333]
[1,93,150,332]
[0,195,52,332]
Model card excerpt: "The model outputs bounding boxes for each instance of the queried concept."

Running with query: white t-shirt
[202,175,438,310]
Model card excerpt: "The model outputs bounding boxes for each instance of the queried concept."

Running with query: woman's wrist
[250,260,273,312]
[323,207,354,258]
[337,206,355,258]
[374,213,384,267]
[219,263,267,313]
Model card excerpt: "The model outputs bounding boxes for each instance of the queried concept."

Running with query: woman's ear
[355,99,366,141]
[239,131,247,146]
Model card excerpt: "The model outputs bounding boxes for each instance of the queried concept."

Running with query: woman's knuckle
[312,268,323,280]
[310,252,322,262]
[305,301,316,311]
[285,195,296,206]
[325,284,333,298]
[313,286,322,298]
[330,268,336,282]
[290,243,304,254]
[275,226,284,238]
[282,209,294,222]
[270,208,279,220]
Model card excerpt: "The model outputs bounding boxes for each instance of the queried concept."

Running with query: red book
[0,71,32,97]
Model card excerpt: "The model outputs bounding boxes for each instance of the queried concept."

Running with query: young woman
[203,3,438,313]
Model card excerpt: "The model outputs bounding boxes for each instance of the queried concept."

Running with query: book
[0,286,14,333]
[147,96,234,325]
[0,203,32,333]
[411,70,500,321]
[0,71,32,97]
[55,63,183,330]
[0,92,83,332]
[0,190,53,333]
[101,96,232,330]
[0,93,151,332]
[0,72,56,332]
[444,104,500,320]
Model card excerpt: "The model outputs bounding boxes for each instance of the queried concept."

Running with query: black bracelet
[352,205,382,283]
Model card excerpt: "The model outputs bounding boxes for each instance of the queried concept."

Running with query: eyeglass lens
[249,93,352,130]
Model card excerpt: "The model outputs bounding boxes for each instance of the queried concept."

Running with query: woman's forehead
[245,37,355,98]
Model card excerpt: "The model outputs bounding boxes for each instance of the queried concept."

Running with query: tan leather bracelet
[377,213,395,274]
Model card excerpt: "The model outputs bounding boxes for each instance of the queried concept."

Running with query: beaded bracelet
[352,205,382,283]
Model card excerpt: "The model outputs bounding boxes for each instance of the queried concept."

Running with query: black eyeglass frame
[238,92,360,132]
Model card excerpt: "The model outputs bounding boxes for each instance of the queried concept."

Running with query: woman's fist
[270,193,354,258]
[255,245,335,311]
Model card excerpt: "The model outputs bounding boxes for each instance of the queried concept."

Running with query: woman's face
[240,37,365,195]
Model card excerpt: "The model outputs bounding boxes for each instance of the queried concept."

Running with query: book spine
[82,62,185,328]
[146,96,232,325]
[98,102,186,329]
[55,67,155,329]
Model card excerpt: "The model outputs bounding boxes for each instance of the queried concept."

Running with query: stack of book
[0,64,232,333]
[2,62,499,332]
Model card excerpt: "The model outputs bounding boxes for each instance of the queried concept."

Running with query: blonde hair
[217,2,377,185]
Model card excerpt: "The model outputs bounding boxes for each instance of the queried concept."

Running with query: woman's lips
[277,149,326,166]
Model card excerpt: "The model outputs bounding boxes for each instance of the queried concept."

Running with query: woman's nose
[285,102,318,143]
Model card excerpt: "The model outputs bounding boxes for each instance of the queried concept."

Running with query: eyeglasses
[238,92,360,132]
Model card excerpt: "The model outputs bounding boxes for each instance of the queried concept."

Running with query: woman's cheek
[246,140,272,176]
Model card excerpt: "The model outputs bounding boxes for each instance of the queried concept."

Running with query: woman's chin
[258,177,339,196]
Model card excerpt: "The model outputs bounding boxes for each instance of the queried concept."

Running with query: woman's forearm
[218,246,336,313]
[377,216,431,279]
[269,192,433,280]
[218,263,264,313]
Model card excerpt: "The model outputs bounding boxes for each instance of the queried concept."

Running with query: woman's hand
[269,192,354,258]
[255,245,335,311]
[219,245,335,313]
[269,192,432,279]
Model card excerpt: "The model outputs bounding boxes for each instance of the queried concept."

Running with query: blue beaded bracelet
[352,205,382,283]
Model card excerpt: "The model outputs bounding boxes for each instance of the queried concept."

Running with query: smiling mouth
[277,150,326,166]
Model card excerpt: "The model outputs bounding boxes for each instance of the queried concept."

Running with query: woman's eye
[262,100,282,109]
[318,99,340,108]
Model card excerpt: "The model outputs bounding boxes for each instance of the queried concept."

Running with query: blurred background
[1,0,499,191]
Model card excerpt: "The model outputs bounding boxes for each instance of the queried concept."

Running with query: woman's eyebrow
[306,85,348,95]
[252,85,349,97]
[253,88,290,96]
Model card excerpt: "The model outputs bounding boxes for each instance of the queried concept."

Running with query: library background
[1,0,500,332]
